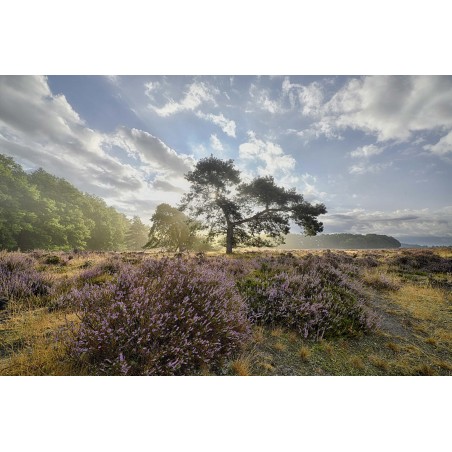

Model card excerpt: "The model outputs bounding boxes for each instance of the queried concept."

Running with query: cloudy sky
[1,75,451,244]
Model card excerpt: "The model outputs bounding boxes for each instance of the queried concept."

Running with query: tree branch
[232,207,290,226]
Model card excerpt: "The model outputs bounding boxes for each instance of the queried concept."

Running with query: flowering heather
[60,258,250,375]
[388,250,452,273]
[0,251,50,300]
[238,254,376,340]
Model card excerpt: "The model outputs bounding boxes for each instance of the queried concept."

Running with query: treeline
[0,154,148,251]
[279,233,401,249]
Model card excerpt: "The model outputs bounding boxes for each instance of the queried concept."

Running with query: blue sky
[1,75,451,244]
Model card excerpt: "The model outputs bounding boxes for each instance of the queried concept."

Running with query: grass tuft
[386,342,400,353]
[298,346,311,361]
[231,357,251,376]
[369,355,389,372]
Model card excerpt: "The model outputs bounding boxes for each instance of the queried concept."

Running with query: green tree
[83,195,129,251]
[144,203,205,252]
[125,216,149,250]
[0,155,37,250]
[0,154,132,251]
[28,168,93,250]
[180,156,327,254]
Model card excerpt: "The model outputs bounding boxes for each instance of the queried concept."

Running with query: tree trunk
[226,224,234,254]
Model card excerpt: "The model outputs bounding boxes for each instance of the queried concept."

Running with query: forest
[0,154,148,251]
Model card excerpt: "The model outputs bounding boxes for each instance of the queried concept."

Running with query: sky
[1,75,451,245]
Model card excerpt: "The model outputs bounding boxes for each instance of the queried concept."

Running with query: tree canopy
[180,156,327,254]
[0,154,137,251]
[144,203,207,252]
[125,216,149,250]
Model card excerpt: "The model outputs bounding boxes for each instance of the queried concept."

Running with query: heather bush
[44,254,67,265]
[76,256,126,285]
[0,252,51,300]
[389,250,452,273]
[238,255,375,340]
[60,258,250,375]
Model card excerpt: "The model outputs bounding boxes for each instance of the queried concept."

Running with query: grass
[230,356,252,376]
[1,248,451,376]
[298,346,311,361]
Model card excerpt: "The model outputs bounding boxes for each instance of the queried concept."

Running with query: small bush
[59,258,250,375]
[389,250,452,273]
[238,255,376,340]
[0,252,51,300]
[44,254,67,265]
[299,346,310,361]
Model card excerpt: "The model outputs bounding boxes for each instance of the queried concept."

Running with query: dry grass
[298,346,311,361]
[362,269,400,290]
[350,356,365,370]
[435,248,452,258]
[320,341,334,355]
[390,284,449,322]
[0,310,81,376]
[273,341,287,352]
[369,355,389,372]
[231,356,252,376]
[260,362,275,372]
[252,326,265,344]
[386,342,400,353]
[388,282,451,356]
[434,360,452,371]
[270,327,284,338]
[415,364,437,376]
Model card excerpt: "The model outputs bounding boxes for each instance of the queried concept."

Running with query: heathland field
[1,248,451,376]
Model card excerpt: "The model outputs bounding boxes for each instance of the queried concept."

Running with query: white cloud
[297,173,328,201]
[282,77,325,115]
[350,144,384,158]
[149,81,217,117]
[112,127,193,175]
[196,111,236,137]
[324,206,452,237]
[209,133,223,152]
[239,133,295,176]
[349,162,392,175]
[326,75,452,141]
[249,83,282,114]
[424,130,452,155]
[0,75,192,222]
[144,80,161,100]
[286,76,452,146]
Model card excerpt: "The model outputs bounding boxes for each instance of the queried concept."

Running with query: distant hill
[278,233,401,249]
[395,236,452,247]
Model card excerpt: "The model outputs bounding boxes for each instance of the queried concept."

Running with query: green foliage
[0,154,133,251]
[0,155,40,250]
[181,156,327,254]
[125,216,149,250]
[145,203,209,252]
[236,255,375,339]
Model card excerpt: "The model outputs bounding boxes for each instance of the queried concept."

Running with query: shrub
[389,250,452,273]
[0,252,51,300]
[59,258,250,375]
[44,254,67,265]
[238,255,376,340]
